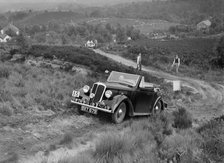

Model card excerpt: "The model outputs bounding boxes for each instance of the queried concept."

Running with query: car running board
[132,112,151,116]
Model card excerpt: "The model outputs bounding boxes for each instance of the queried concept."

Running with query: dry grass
[58,152,94,163]
[0,61,96,127]
[57,112,220,163]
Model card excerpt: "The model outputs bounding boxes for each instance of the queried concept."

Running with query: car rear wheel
[153,100,162,115]
[112,102,126,124]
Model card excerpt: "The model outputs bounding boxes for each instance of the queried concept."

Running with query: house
[1,24,20,36]
[85,40,96,48]
[197,20,212,31]
[127,37,132,41]
[0,33,12,43]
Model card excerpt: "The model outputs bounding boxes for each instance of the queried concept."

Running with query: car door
[132,87,155,114]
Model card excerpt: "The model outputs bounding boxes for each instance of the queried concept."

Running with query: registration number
[72,90,80,97]
[81,106,98,115]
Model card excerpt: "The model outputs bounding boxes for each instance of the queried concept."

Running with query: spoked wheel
[153,100,162,115]
[112,102,127,124]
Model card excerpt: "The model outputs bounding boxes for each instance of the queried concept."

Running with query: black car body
[71,71,167,123]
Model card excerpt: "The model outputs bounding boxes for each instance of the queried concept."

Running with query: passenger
[136,53,142,71]
[171,55,180,73]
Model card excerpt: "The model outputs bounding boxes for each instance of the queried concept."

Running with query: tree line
[22,22,141,45]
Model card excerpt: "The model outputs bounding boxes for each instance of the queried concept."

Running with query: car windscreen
[107,71,140,87]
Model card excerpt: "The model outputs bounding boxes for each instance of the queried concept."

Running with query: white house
[0,33,12,42]
[197,20,212,31]
[1,24,20,35]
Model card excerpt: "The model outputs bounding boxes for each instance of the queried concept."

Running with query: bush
[0,102,14,116]
[213,36,224,68]
[59,133,73,145]
[197,117,224,162]
[0,65,10,78]
[93,133,134,162]
[172,107,192,129]
[159,130,203,163]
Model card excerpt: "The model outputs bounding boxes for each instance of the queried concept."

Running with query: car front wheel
[112,102,126,124]
[77,105,84,115]
[153,100,162,115]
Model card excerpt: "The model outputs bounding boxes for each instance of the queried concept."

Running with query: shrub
[213,35,224,68]
[59,133,73,145]
[93,133,133,162]
[0,65,10,78]
[197,117,224,162]
[159,130,203,163]
[0,102,14,116]
[172,107,192,129]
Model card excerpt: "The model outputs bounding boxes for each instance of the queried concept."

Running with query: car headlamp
[83,85,90,93]
[105,90,113,99]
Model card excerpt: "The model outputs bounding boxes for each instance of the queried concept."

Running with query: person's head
[139,53,141,56]
[175,55,178,58]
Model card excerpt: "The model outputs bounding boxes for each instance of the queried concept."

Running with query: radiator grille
[90,83,106,103]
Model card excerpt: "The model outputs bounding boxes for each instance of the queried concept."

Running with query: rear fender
[110,95,134,115]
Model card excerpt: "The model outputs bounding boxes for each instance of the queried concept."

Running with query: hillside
[17,11,86,25]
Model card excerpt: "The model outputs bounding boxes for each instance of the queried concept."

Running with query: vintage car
[71,71,167,123]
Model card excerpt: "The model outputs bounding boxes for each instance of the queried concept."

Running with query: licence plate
[81,106,98,115]
[72,90,80,97]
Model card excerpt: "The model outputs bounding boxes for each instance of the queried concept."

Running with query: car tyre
[112,102,126,124]
[153,100,162,115]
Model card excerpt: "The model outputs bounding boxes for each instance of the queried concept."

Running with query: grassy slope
[60,113,224,163]
[0,62,92,126]
[1,45,223,162]
[17,11,86,26]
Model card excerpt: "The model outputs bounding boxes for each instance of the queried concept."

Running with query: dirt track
[94,49,224,122]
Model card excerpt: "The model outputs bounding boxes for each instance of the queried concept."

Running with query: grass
[0,61,96,126]
[58,112,224,163]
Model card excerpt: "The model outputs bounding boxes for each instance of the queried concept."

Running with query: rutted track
[94,49,224,122]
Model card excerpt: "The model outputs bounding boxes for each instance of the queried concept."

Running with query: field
[86,18,177,34]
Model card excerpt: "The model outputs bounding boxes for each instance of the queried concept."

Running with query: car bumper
[71,100,113,113]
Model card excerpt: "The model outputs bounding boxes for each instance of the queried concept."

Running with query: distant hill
[0,2,85,13]
[16,11,86,25]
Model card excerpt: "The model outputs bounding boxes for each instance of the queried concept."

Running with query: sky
[0,0,75,2]
[0,0,148,3]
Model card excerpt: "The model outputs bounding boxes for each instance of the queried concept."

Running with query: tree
[116,24,126,42]
[15,33,30,53]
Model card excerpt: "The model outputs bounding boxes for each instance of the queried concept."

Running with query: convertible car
[71,71,167,123]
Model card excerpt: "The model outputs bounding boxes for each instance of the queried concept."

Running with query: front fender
[153,96,167,111]
[105,95,134,116]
